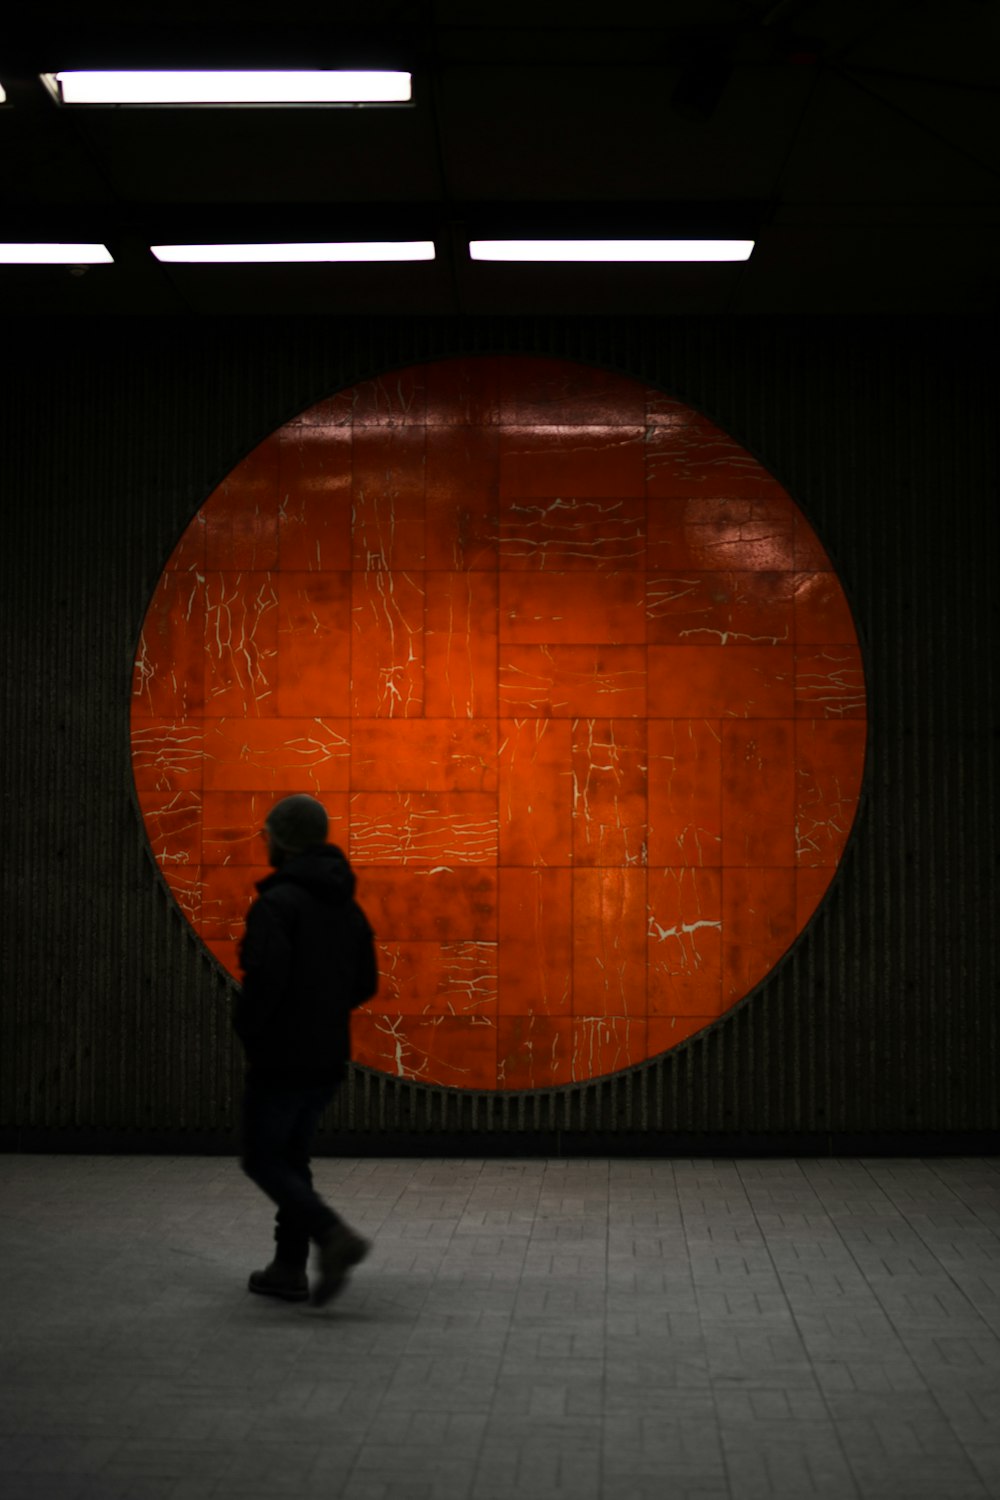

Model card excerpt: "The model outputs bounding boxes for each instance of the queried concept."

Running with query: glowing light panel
[0,243,113,264]
[150,242,435,264]
[48,70,412,105]
[469,239,755,262]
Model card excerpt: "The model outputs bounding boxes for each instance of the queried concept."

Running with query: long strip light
[469,239,755,262]
[45,71,412,105]
[150,241,435,263]
[0,243,113,264]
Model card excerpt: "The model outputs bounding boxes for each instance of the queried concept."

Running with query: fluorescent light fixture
[469,239,755,262]
[47,70,412,105]
[150,241,435,264]
[0,243,113,264]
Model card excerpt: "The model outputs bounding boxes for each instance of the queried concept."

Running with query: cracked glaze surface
[131,356,867,1091]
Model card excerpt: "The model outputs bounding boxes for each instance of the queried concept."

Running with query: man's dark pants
[240,1076,343,1268]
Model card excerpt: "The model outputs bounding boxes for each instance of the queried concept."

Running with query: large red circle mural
[131,356,866,1091]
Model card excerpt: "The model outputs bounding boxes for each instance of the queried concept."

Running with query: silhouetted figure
[235,794,377,1305]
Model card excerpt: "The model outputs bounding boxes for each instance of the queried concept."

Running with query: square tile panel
[500,572,647,645]
[131,572,206,719]
[359,868,498,942]
[647,719,723,867]
[202,571,279,717]
[647,867,724,1017]
[497,1014,575,1088]
[351,427,427,571]
[203,434,280,570]
[498,868,573,1016]
[498,492,646,572]
[372,940,498,1017]
[350,572,426,718]
[275,572,352,716]
[499,426,646,500]
[424,427,500,570]
[277,427,352,570]
[424,573,500,718]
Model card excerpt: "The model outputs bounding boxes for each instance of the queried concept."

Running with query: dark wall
[2,315,997,1153]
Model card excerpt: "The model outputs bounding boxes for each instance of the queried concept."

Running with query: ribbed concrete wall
[1,315,996,1149]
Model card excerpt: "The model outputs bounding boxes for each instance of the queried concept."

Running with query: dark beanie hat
[265,794,329,853]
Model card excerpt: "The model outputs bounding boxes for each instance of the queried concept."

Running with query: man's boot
[248,1257,309,1302]
[312,1225,371,1306]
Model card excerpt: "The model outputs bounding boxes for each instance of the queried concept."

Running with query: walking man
[235,793,377,1305]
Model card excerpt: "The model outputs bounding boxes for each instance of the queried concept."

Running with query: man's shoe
[312,1226,371,1306]
[248,1259,309,1302]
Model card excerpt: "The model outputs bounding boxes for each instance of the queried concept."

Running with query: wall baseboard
[2,1128,998,1158]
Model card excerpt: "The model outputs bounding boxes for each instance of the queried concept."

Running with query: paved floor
[1,1156,1000,1500]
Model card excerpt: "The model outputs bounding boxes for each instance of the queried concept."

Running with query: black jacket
[235,844,377,1083]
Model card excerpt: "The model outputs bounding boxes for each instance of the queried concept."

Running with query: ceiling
[2,0,998,316]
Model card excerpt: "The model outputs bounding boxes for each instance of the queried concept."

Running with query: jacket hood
[256,843,356,905]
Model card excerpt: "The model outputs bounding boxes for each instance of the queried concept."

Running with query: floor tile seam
[758,1158,891,1226]
[859,1161,1000,1348]
[924,1159,1000,1239]
[344,1179,495,1490]
[592,1159,611,1500]
[963,1440,1000,1497]
[810,1179,991,1485]
[728,1162,866,1499]
[362,1158,483,1242]
[668,1158,741,1500]
[443,1161,609,1491]
[414,1159,541,1486]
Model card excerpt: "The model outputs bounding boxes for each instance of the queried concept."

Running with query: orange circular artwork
[131,355,866,1091]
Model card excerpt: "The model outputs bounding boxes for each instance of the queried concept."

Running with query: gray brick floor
[1,1155,1000,1499]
